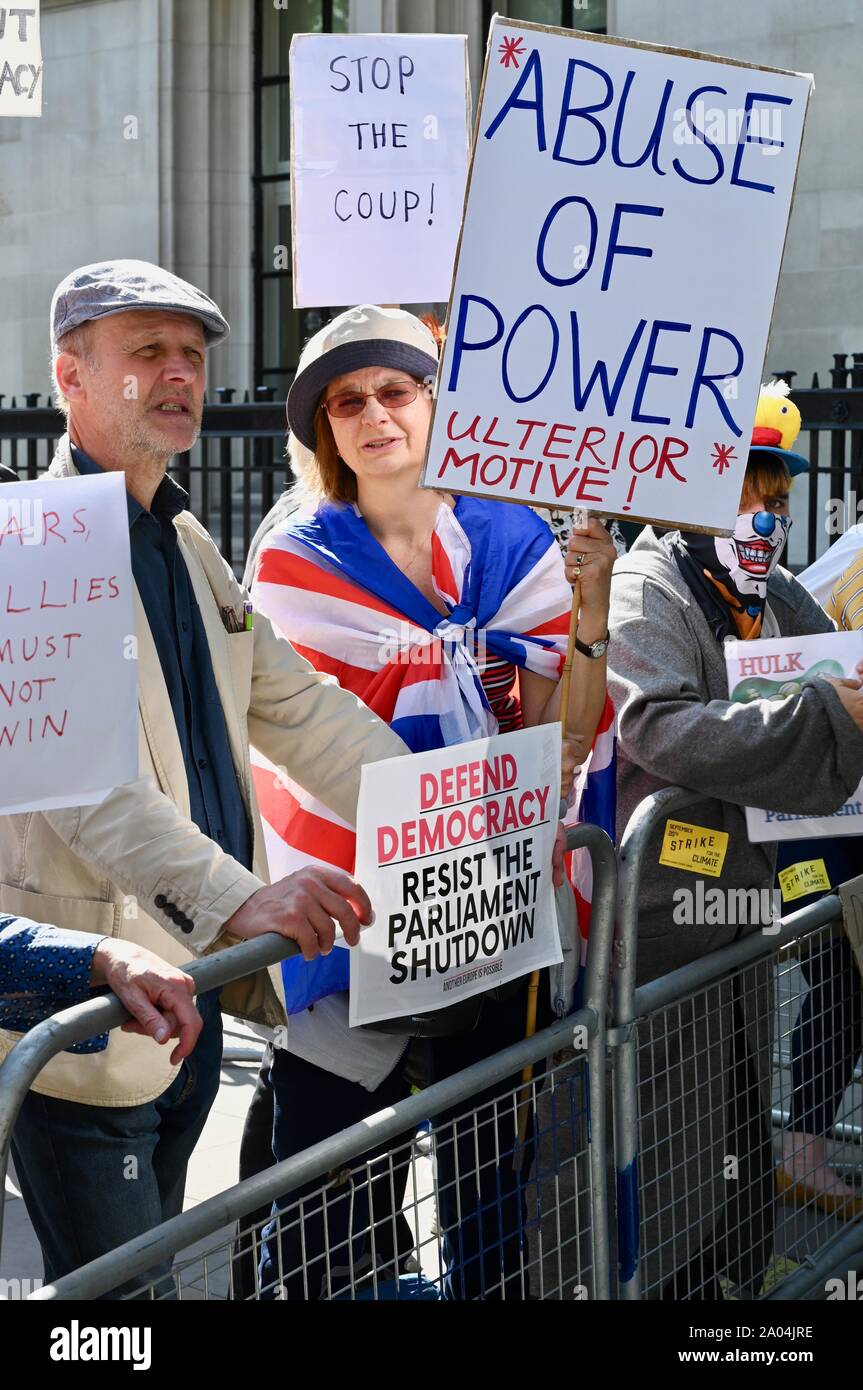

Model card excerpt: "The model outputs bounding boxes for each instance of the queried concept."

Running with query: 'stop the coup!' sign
[422,19,812,534]
[291,32,470,308]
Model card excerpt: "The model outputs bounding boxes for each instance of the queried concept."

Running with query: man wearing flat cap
[0,260,407,1293]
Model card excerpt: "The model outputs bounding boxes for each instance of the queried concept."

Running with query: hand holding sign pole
[516,504,586,1146]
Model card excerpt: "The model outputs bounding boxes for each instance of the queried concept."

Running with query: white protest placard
[350,724,562,1028]
[290,32,470,307]
[0,2,42,116]
[0,472,138,813]
[725,630,863,842]
[422,18,812,533]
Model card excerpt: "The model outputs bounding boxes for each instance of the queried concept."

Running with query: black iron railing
[0,388,290,575]
[2,355,863,574]
[772,355,863,569]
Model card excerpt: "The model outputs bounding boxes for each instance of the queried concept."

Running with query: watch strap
[574,632,609,659]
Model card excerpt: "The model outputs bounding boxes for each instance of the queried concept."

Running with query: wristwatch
[574,631,610,659]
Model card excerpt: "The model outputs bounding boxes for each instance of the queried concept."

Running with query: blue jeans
[11,990,223,1298]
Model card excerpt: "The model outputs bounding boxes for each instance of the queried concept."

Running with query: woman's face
[322,365,433,485]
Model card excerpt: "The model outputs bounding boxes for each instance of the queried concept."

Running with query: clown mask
[715,511,791,602]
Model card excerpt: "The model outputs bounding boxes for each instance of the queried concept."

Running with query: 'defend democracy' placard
[291,32,470,307]
[350,724,562,1028]
[422,18,812,533]
[0,472,138,814]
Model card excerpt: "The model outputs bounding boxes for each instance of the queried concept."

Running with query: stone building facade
[0,0,859,404]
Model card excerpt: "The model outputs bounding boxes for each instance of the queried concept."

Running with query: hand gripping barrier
[0,822,617,1302]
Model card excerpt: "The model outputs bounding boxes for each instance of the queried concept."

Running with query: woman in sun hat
[243,303,616,1300]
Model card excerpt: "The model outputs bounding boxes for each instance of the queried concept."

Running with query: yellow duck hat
[750,380,808,476]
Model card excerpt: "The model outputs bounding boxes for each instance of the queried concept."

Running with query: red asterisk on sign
[711,442,737,474]
[499,36,526,68]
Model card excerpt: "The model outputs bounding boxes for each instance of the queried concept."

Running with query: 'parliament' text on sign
[350,723,563,1028]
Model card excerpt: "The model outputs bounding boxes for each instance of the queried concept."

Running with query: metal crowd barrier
[613,786,863,1302]
[5,789,860,1302]
[0,823,616,1302]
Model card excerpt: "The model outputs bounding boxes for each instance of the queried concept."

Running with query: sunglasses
[321,379,420,419]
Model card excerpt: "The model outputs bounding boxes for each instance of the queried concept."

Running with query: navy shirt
[73,448,253,873]
[0,915,108,1052]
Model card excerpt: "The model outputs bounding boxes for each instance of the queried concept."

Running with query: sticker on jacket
[659,820,729,878]
[778,858,831,903]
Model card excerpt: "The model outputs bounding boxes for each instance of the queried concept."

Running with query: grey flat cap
[51,259,229,348]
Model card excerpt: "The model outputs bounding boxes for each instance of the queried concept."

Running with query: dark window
[482,2,607,35]
[253,0,350,400]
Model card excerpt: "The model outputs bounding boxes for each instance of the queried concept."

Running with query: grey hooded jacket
[602,524,863,1296]
[609,525,863,954]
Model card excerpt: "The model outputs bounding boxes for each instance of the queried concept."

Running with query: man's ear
[55,351,86,405]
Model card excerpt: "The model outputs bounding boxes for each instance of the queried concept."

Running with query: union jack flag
[250,496,574,1013]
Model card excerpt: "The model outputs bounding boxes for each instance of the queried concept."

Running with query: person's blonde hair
[284,396,360,507]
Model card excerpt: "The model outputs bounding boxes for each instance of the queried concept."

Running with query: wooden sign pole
[516,513,585,1149]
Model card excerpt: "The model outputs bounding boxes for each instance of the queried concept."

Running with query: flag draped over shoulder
[249,495,572,1013]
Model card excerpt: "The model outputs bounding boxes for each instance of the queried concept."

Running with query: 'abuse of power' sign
[422,18,812,533]
[0,473,138,814]
[290,32,470,307]
[350,724,562,1029]
[0,2,42,115]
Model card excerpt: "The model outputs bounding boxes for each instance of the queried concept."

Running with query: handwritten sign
[725,630,863,841]
[0,473,138,813]
[0,2,42,116]
[290,32,470,308]
[422,18,811,532]
[349,724,562,1028]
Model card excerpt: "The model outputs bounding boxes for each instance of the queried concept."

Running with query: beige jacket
[0,438,407,1105]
